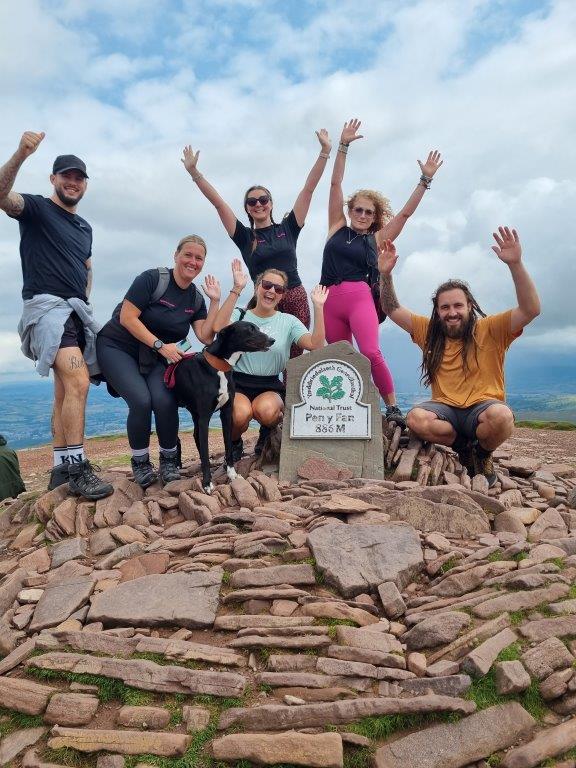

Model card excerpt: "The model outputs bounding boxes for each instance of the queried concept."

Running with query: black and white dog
[166,321,274,493]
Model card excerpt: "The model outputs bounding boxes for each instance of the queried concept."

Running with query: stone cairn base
[1,420,576,768]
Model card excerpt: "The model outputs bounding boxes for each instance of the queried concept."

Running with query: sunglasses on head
[352,206,375,217]
[246,195,270,207]
[260,279,286,295]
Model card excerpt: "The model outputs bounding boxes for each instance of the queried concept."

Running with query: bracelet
[319,152,330,160]
[419,174,432,189]
[230,289,242,297]
[191,172,204,183]
[337,143,349,155]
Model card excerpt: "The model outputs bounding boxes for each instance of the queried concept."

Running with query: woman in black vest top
[321,119,443,426]
[181,129,332,357]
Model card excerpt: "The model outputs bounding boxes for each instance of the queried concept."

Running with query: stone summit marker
[279,342,384,481]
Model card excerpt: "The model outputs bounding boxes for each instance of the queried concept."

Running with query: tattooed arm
[378,239,413,333]
[85,259,93,299]
[0,132,45,217]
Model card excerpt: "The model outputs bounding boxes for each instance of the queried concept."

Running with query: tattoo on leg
[69,355,86,371]
[379,273,400,314]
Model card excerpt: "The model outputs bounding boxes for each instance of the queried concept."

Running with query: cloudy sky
[0,0,574,388]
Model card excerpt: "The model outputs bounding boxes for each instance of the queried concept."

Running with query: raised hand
[181,145,200,175]
[491,226,522,265]
[340,119,363,146]
[202,274,221,302]
[315,128,332,154]
[418,150,443,178]
[377,240,398,274]
[17,131,45,160]
[231,258,249,292]
[311,285,329,306]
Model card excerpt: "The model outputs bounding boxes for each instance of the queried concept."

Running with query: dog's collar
[203,350,232,372]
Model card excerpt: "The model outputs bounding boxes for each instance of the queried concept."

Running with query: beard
[55,187,84,207]
[441,316,471,339]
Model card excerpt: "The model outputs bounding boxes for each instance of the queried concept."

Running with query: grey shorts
[410,399,506,440]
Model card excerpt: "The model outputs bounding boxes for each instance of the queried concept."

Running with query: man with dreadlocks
[378,227,540,486]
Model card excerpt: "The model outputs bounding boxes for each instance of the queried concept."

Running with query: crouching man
[0,131,113,500]
[378,227,540,486]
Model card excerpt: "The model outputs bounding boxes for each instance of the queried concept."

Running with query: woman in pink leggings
[321,119,443,425]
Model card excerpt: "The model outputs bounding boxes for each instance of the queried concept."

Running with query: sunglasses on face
[246,195,270,207]
[352,206,375,217]
[260,279,286,295]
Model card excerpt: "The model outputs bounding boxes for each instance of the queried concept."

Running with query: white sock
[131,448,150,460]
[159,446,177,456]
[67,444,85,465]
[53,447,69,467]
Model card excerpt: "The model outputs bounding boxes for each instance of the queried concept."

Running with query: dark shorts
[411,399,507,440]
[234,373,286,403]
[59,312,86,352]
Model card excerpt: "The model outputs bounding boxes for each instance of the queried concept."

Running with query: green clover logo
[316,375,345,402]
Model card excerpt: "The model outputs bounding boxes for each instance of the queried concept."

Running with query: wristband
[419,174,432,189]
[319,152,330,160]
[230,289,242,297]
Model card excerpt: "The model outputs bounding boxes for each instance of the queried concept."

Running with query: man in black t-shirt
[0,131,112,500]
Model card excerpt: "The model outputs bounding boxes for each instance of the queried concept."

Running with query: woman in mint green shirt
[214,259,328,458]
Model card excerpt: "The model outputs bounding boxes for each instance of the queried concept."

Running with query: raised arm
[327,119,364,236]
[292,129,332,227]
[0,131,45,217]
[297,285,329,351]
[193,274,222,344]
[377,239,413,333]
[491,227,540,333]
[213,259,250,332]
[181,146,237,236]
[376,150,443,246]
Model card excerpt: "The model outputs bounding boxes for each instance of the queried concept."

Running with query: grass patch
[344,746,375,768]
[508,610,528,626]
[123,721,219,768]
[131,651,199,670]
[440,557,459,573]
[315,618,358,628]
[512,551,529,562]
[314,565,325,585]
[568,585,576,600]
[515,420,576,431]
[259,682,273,693]
[347,711,459,740]
[0,708,44,738]
[467,669,547,721]
[27,667,152,704]
[42,747,95,767]
[221,569,231,585]
[496,642,523,662]
[257,647,271,664]
[487,551,504,562]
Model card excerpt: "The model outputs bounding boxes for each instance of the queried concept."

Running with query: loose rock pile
[1,423,576,768]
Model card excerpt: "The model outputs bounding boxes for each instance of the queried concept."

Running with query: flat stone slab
[212,731,343,768]
[0,676,56,715]
[29,576,94,633]
[44,692,99,726]
[501,717,576,768]
[219,695,475,731]
[374,702,535,768]
[87,571,222,628]
[50,537,87,569]
[48,726,190,757]
[307,522,423,597]
[0,727,46,766]
[230,564,316,589]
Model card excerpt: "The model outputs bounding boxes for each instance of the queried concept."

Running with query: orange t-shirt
[410,310,522,408]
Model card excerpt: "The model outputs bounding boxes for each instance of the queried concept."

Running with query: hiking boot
[130,456,158,489]
[455,440,474,475]
[48,463,69,491]
[472,442,498,488]
[385,404,406,429]
[232,438,244,463]
[254,426,271,456]
[159,453,181,484]
[68,460,113,500]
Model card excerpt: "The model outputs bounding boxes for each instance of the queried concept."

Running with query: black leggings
[96,337,178,451]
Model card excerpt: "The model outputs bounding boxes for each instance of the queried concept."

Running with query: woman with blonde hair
[321,119,443,425]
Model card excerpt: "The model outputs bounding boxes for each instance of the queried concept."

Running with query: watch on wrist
[153,339,164,351]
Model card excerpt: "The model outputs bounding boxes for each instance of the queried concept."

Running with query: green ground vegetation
[515,420,576,430]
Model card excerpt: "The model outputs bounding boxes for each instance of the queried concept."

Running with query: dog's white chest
[215,371,229,410]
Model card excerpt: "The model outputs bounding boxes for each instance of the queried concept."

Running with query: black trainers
[472,441,498,488]
[68,460,113,500]
[48,463,69,491]
[131,455,158,489]
[385,404,406,429]
[159,452,181,484]
[254,426,271,456]
[232,438,244,463]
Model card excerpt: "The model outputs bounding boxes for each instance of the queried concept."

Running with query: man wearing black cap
[0,131,112,500]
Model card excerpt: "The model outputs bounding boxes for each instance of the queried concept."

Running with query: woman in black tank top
[321,119,443,426]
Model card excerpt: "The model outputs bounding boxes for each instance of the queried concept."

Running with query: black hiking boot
[48,463,69,491]
[130,455,158,489]
[254,426,271,456]
[472,441,498,488]
[68,460,114,500]
[385,404,406,429]
[159,452,181,484]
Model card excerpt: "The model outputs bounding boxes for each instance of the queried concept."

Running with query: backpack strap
[237,307,247,321]
[150,267,171,303]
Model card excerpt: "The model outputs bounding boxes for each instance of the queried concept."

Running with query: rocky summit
[1,424,576,768]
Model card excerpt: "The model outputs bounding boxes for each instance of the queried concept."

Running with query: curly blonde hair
[346,189,394,234]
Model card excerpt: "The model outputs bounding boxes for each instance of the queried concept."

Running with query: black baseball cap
[52,155,89,178]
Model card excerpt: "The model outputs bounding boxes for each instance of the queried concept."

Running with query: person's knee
[61,372,89,400]
[481,404,514,435]
[406,408,431,434]
[253,401,283,426]
[128,389,153,417]
[233,403,253,432]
